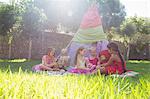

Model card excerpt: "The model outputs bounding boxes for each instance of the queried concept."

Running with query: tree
[120,17,150,60]
[96,0,126,31]
[120,19,136,60]
[130,17,150,59]
[18,0,47,59]
[0,3,16,36]
[0,3,17,59]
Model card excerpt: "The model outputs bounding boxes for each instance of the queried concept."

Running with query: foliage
[120,17,150,50]
[129,17,150,35]
[120,17,150,36]
[0,0,126,33]
[109,17,150,45]
[18,0,47,39]
[120,21,136,37]
[107,17,150,60]
[0,0,47,39]
[97,0,126,30]
[0,3,16,36]
[131,33,150,51]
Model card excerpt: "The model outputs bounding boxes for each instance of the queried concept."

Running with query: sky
[0,0,149,17]
[120,0,150,17]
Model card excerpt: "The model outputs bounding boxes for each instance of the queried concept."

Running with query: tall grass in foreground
[0,70,150,99]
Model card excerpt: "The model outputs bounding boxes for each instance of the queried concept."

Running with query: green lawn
[0,59,150,99]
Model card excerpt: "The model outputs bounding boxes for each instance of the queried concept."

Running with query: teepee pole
[65,39,73,49]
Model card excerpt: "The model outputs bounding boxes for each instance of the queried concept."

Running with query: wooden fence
[0,32,149,60]
[0,32,72,59]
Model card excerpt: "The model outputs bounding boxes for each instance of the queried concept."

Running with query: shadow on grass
[0,59,150,84]
[0,59,150,75]
[0,59,41,73]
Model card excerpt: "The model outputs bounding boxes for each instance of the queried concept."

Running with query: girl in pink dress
[97,42,126,75]
[32,48,59,72]
[68,47,90,74]
[86,47,99,71]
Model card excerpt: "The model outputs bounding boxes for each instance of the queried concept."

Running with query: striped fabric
[72,26,107,43]
[80,4,102,29]
[68,4,108,65]
[72,4,107,43]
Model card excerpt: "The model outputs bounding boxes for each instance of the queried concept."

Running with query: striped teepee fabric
[68,4,108,65]
[72,4,107,43]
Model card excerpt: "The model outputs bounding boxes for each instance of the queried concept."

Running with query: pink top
[88,57,98,66]
[32,55,55,71]
[42,55,55,65]
[86,57,98,68]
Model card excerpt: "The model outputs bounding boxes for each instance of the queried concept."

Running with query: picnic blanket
[34,69,139,77]
[110,71,139,77]
[47,71,139,77]
[47,70,72,76]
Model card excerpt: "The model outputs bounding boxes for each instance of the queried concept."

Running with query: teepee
[68,4,109,65]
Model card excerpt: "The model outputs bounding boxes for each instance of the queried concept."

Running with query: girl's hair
[61,48,68,56]
[89,47,96,52]
[47,48,55,55]
[107,42,126,72]
[74,47,85,65]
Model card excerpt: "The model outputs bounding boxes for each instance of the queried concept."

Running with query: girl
[86,47,98,70]
[32,48,59,72]
[68,47,90,74]
[99,50,111,64]
[97,42,126,74]
[57,48,70,68]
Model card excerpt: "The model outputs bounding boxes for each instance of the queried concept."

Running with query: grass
[0,59,150,99]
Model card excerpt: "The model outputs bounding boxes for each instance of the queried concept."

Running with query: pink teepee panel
[80,4,102,29]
